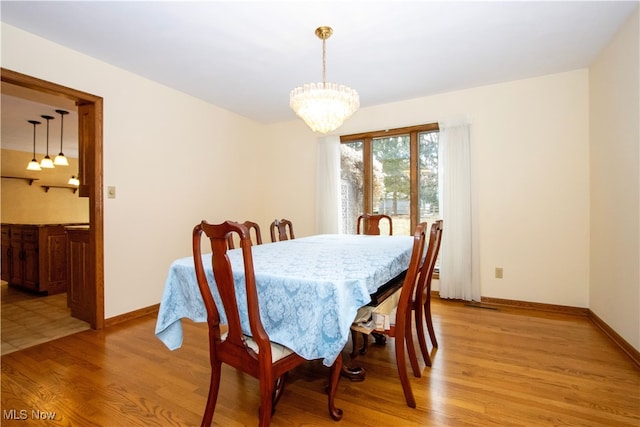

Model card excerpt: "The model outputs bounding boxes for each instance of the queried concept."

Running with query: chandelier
[290,26,359,134]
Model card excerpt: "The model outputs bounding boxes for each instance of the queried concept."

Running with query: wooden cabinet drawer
[10,227,23,240]
[21,228,37,241]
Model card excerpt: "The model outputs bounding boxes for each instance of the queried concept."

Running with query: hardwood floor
[1,298,638,426]
[1,283,90,355]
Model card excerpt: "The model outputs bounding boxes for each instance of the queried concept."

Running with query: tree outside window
[340,124,439,235]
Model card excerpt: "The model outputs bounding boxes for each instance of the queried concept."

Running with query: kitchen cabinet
[1,226,11,282]
[9,226,39,291]
[0,223,86,294]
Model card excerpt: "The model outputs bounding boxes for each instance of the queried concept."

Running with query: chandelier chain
[322,37,327,88]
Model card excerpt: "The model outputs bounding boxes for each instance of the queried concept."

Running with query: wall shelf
[2,176,78,193]
[1,175,40,186]
[41,185,78,194]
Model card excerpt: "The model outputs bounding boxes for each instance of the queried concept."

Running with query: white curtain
[438,119,481,301]
[316,136,341,234]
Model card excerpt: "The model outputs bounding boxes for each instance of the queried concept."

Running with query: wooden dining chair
[270,218,295,242]
[193,220,343,427]
[226,220,262,249]
[356,214,393,236]
[350,222,428,408]
[412,220,443,367]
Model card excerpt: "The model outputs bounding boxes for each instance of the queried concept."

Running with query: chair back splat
[270,218,295,242]
[193,220,342,426]
[226,220,262,249]
[357,214,393,235]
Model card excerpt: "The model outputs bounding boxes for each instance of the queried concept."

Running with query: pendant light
[54,109,69,166]
[68,175,80,186]
[26,120,42,171]
[289,26,359,134]
[39,115,55,168]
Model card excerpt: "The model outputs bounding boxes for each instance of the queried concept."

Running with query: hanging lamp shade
[290,26,359,134]
[26,120,42,171]
[68,175,80,186]
[54,109,69,166]
[26,160,42,171]
[39,115,55,168]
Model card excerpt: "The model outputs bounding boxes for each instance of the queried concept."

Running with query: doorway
[1,68,104,330]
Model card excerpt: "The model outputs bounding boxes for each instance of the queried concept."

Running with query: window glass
[340,123,439,235]
[373,135,410,236]
[418,131,440,224]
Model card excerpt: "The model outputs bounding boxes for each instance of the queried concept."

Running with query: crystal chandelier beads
[290,26,359,134]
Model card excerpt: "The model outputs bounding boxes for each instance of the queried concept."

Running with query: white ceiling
[1,1,637,148]
[1,82,79,157]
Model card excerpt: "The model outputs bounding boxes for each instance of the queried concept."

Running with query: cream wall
[258,121,321,236]
[589,9,639,349]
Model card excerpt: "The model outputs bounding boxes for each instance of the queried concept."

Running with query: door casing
[2,68,104,329]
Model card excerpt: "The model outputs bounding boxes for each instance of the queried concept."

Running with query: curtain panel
[438,119,481,301]
[316,136,341,234]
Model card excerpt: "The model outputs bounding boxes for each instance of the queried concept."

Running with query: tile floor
[1,282,90,355]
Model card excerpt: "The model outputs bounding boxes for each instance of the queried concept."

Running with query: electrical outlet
[495,267,503,279]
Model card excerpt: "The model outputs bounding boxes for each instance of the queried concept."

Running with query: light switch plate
[107,186,116,199]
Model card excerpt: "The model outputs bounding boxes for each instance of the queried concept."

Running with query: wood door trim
[2,68,104,329]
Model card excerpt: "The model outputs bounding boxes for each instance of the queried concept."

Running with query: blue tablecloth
[155,234,414,366]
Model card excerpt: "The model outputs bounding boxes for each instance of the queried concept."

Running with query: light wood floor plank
[1,298,638,426]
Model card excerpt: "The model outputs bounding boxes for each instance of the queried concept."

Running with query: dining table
[155,233,415,370]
